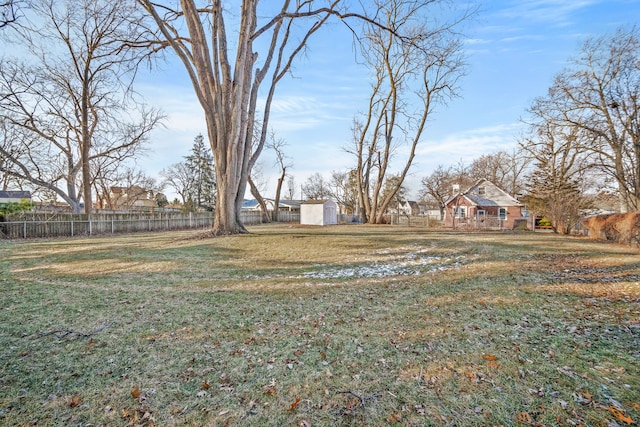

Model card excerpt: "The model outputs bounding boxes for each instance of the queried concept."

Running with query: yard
[1,225,639,426]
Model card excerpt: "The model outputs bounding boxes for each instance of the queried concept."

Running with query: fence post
[89,219,92,236]
[112,219,114,234]
[71,220,74,237]
[23,221,26,239]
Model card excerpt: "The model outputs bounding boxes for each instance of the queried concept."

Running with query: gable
[447,179,522,208]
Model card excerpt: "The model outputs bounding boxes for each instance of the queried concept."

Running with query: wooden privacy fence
[1,211,300,239]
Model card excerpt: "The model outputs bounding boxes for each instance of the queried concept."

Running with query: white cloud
[417,123,522,161]
[498,0,598,26]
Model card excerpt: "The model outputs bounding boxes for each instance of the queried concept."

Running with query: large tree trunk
[139,1,463,234]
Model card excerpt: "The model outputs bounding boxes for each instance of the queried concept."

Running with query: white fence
[1,211,300,239]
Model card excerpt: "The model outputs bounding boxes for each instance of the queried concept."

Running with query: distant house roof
[446,179,523,207]
[242,199,261,210]
[301,199,334,205]
[278,200,301,208]
[0,190,32,200]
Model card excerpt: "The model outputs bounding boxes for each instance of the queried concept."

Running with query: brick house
[444,179,525,229]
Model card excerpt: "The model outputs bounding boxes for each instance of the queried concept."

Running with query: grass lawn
[1,224,639,426]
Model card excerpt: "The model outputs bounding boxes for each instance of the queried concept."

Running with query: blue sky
[138,0,640,200]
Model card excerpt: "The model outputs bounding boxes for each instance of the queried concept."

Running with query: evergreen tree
[185,134,216,211]
[521,124,591,234]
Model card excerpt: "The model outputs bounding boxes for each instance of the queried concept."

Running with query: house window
[454,206,466,218]
[478,186,486,196]
[499,208,507,220]
[476,209,486,218]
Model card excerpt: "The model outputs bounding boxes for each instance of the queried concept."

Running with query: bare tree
[537,27,640,211]
[268,132,292,221]
[0,0,162,213]
[0,117,27,191]
[1,0,18,28]
[137,0,468,234]
[302,173,330,200]
[160,163,194,206]
[347,0,470,224]
[285,175,296,200]
[329,169,359,215]
[467,149,531,196]
[419,165,455,220]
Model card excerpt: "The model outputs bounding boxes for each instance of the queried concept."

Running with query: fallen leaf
[575,391,592,405]
[483,354,497,361]
[486,360,500,369]
[202,380,211,390]
[289,397,301,412]
[388,412,403,422]
[515,412,532,423]
[609,406,635,425]
[131,386,141,399]
[263,379,277,396]
[68,395,82,407]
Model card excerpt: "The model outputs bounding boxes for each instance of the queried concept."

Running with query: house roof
[0,190,32,199]
[242,199,302,210]
[109,185,148,195]
[278,200,301,208]
[301,199,334,205]
[446,179,523,207]
[242,199,260,209]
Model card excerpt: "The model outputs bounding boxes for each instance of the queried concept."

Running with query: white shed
[300,200,337,226]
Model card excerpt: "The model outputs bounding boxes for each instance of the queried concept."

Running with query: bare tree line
[2,1,638,235]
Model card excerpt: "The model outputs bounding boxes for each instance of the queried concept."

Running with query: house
[398,200,420,216]
[444,179,525,229]
[300,199,337,226]
[106,186,155,210]
[242,199,302,213]
[242,198,276,211]
[277,199,301,212]
[0,190,32,205]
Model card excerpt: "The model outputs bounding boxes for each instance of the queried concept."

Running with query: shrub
[585,212,640,246]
